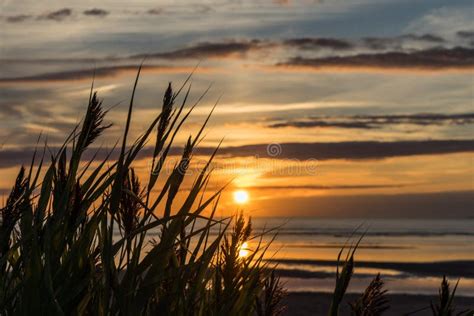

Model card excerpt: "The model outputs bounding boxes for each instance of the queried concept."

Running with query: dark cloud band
[278,47,474,70]
[0,64,193,83]
[269,113,474,129]
[5,14,32,23]
[83,8,109,16]
[207,140,474,160]
[1,140,473,169]
[283,38,353,50]
[38,8,73,21]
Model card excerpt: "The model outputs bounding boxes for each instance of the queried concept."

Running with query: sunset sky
[1,0,473,217]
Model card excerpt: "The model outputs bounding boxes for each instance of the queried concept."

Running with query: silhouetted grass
[0,67,472,316]
[327,238,472,316]
[0,68,285,315]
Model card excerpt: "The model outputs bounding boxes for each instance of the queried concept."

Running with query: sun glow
[239,242,250,258]
[233,190,249,204]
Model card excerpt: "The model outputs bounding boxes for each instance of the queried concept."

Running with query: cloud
[5,14,32,23]
[0,39,270,64]
[0,33,455,66]
[278,47,474,71]
[2,140,473,169]
[147,8,163,15]
[270,120,375,129]
[201,140,474,160]
[363,34,444,50]
[0,64,196,84]
[283,38,353,50]
[83,8,109,17]
[457,30,474,46]
[401,33,445,43]
[38,8,73,21]
[144,4,212,15]
[457,30,474,39]
[247,184,408,190]
[269,112,474,129]
[4,8,108,24]
[180,183,408,192]
[0,36,470,85]
[132,40,270,60]
[0,37,347,64]
[406,7,474,37]
[0,87,55,118]
[363,37,399,50]
[190,4,213,14]
[0,57,116,66]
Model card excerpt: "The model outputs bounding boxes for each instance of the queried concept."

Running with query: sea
[117,217,474,297]
[246,218,474,296]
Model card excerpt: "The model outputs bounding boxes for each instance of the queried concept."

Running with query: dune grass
[0,67,472,315]
[326,234,473,316]
[0,68,285,315]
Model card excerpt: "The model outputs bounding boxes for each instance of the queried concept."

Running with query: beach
[283,292,474,315]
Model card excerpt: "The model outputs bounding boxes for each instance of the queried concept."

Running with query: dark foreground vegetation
[0,68,472,315]
[283,292,474,316]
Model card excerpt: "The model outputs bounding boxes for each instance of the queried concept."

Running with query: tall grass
[0,68,285,315]
[327,240,472,316]
[0,67,472,315]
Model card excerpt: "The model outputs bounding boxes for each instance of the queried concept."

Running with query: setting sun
[1,0,472,313]
[233,190,249,204]
[239,242,250,258]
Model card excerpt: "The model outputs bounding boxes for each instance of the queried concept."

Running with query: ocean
[115,217,474,296]
[246,218,474,296]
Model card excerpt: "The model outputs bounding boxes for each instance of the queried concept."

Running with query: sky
[0,0,473,217]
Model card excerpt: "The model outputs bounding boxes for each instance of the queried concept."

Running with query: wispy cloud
[4,8,110,23]
[146,8,163,15]
[0,31,468,83]
[83,8,109,17]
[277,47,474,71]
[457,30,474,39]
[269,113,474,129]
[246,184,408,190]
[283,38,353,50]
[406,6,474,37]
[401,33,445,43]
[132,40,271,60]
[0,40,270,64]
[363,33,445,50]
[38,8,73,22]
[0,64,199,84]
[5,14,32,23]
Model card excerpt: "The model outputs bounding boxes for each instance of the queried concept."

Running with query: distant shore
[283,292,474,315]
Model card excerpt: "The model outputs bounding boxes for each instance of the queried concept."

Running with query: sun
[233,190,249,204]
[239,242,250,258]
